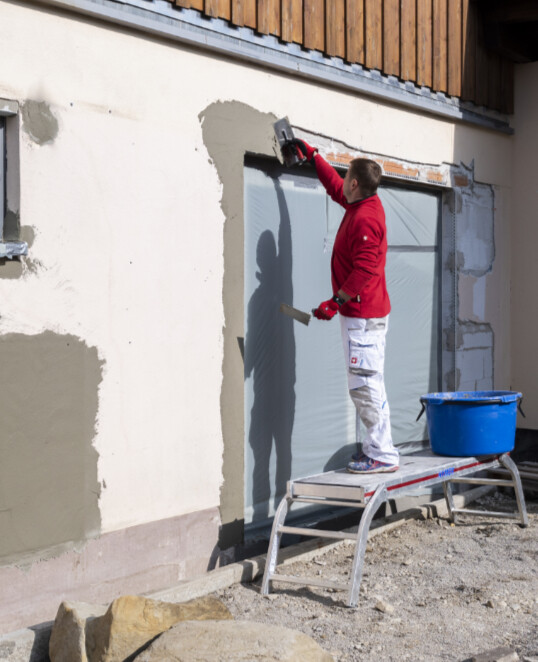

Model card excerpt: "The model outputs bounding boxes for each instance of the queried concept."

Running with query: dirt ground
[214,491,538,662]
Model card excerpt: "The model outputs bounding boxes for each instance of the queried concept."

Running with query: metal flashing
[29,0,513,134]
[0,99,19,117]
[0,242,29,259]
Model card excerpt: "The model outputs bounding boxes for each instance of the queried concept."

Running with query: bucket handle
[416,403,425,422]
[518,398,526,418]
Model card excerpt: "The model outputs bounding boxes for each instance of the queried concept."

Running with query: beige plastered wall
[511,62,538,429]
[0,0,515,630]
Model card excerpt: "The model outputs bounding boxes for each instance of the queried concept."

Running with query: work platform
[261,451,528,607]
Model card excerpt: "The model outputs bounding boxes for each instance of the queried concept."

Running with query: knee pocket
[349,386,380,429]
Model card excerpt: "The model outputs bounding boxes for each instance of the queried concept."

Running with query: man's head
[343,158,383,202]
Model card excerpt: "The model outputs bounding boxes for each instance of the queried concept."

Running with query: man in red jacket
[290,138,399,474]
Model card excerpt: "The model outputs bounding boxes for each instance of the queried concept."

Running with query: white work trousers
[340,315,399,465]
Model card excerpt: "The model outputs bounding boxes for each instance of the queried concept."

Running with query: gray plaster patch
[0,332,103,564]
[21,101,58,146]
[198,102,278,545]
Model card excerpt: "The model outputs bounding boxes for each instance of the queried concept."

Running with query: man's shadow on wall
[244,175,296,524]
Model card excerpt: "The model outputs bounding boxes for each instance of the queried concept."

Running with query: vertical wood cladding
[173,0,514,113]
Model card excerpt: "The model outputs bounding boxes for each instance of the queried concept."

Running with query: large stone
[49,595,232,662]
[49,602,108,662]
[471,648,520,662]
[85,595,233,661]
[134,620,334,661]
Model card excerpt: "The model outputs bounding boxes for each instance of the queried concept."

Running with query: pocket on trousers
[348,334,382,376]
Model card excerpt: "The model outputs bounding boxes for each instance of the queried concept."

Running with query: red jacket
[313,154,391,319]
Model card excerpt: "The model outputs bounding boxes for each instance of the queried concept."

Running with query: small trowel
[273,117,306,168]
[280,303,311,326]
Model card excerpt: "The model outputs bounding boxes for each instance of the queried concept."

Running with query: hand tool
[273,118,306,168]
[279,303,311,326]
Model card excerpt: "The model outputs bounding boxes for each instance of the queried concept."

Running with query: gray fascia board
[29,0,513,134]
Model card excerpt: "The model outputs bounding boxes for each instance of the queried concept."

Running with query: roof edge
[28,0,514,135]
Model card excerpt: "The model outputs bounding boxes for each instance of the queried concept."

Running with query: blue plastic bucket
[419,391,522,457]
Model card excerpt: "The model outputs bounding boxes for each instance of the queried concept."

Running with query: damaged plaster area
[198,101,280,548]
[21,100,58,145]
[0,332,103,565]
[454,177,496,390]
[458,180,495,277]
[456,321,494,390]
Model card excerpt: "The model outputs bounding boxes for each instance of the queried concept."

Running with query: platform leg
[499,453,529,528]
[347,486,387,608]
[261,491,293,595]
[443,481,457,524]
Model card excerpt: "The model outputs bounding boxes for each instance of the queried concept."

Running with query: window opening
[0,111,27,259]
[243,157,444,538]
[0,117,5,232]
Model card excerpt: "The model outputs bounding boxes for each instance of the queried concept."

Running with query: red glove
[313,297,340,320]
[289,138,318,162]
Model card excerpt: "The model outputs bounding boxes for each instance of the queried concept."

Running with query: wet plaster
[0,332,103,564]
[199,101,280,548]
[20,100,58,146]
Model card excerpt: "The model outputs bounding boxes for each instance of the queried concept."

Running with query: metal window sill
[0,242,29,259]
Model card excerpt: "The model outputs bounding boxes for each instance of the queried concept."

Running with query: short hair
[348,158,383,197]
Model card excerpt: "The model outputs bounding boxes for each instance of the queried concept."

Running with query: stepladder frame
[261,451,528,607]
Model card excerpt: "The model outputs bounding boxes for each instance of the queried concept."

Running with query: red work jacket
[313,154,391,319]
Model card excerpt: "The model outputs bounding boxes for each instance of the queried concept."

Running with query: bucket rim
[420,390,522,405]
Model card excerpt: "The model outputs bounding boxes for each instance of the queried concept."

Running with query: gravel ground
[214,491,538,661]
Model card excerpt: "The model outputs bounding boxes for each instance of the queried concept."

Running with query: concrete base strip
[0,485,492,661]
[148,484,492,603]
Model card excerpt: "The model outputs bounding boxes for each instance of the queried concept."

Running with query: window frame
[0,100,27,259]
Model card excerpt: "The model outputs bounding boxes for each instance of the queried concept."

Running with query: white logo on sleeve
[363,235,368,241]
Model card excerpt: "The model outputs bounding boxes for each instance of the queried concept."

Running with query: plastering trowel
[273,117,306,167]
[280,303,311,326]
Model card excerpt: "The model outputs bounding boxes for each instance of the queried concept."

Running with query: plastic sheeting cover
[244,160,440,528]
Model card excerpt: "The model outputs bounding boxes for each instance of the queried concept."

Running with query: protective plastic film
[244,161,441,529]
[379,186,441,449]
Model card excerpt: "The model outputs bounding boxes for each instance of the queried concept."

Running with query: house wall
[0,0,515,632]
[511,62,538,430]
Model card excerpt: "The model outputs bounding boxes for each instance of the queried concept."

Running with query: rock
[471,647,520,662]
[1,622,51,662]
[50,595,232,662]
[485,599,495,608]
[85,595,232,661]
[374,599,395,614]
[134,620,334,661]
[49,602,108,662]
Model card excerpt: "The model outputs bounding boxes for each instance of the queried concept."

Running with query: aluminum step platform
[261,451,528,607]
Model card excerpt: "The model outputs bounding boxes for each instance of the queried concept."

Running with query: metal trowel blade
[280,303,311,326]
